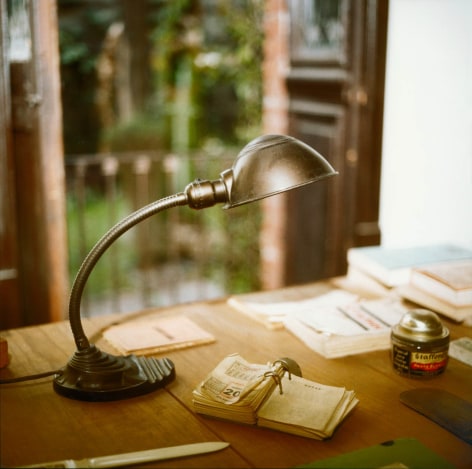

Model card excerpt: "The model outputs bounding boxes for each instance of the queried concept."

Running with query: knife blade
[20,441,230,468]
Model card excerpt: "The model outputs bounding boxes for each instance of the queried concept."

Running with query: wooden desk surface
[1,280,471,468]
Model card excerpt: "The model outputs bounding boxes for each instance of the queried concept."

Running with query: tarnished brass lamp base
[53,345,175,401]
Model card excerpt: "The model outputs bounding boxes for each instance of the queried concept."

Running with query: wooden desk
[1,281,471,468]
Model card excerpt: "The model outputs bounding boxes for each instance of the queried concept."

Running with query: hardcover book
[397,285,472,322]
[409,260,472,307]
[297,438,456,468]
[227,283,345,330]
[347,244,472,288]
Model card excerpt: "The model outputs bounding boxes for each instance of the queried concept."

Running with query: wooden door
[0,0,68,328]
[0,0,21,328]
[284,0,388,283]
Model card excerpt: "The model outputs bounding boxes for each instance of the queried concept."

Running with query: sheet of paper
[237,290,358,318]
[294,298,407,337]
[103,315,215,354]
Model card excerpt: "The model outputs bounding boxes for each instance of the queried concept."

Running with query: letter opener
[20,441,230,468]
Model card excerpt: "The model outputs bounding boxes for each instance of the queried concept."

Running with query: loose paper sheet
[103,315,215,355]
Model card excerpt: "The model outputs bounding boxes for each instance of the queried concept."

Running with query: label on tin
[392,345,410,374]
[410,351,448,374]
[392,345,448,377]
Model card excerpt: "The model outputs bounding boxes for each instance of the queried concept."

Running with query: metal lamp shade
[224,134,338,208]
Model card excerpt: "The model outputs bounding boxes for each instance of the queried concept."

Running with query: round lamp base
[53,345,175,401]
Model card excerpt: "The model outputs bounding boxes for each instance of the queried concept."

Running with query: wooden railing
[65,150,261,317]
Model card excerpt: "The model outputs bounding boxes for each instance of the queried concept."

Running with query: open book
[228,289,358,330]
[230,289,408,358]
[192,354,358,440]
[283,294,408,358]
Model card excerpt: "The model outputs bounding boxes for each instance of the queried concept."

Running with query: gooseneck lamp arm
[70,194,198,350]
[54,135,337,401]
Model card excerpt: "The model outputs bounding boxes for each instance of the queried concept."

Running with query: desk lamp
[53,134,338,401]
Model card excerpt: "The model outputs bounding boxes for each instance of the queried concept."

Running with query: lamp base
[53,345,175,401]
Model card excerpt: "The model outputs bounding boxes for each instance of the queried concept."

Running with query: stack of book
[346,244,472,288]
[346,244,472,323]
[397,260,472,322]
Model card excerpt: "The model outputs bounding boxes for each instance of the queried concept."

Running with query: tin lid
[391,309,449,344]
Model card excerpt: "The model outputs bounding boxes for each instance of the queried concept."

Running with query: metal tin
[391,309,449,378]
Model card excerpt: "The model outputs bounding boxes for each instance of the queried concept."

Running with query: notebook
[297,437,456,468]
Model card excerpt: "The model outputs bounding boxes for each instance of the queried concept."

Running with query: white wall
[380,0,472,250]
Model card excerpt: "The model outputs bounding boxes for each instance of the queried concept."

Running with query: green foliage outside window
[59,0,265,304]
